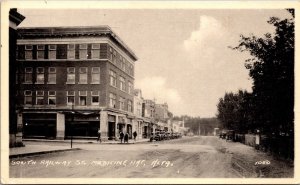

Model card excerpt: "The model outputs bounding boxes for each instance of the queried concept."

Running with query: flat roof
[17,26,138,61]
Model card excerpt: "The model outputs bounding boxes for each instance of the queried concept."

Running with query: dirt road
[10,136,293,178]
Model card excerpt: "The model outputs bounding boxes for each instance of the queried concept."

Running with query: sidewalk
[9,138,150,159]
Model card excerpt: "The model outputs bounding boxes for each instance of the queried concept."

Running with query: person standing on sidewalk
[97,128,102,143]
[133,131,137,141]
[120,131,124,143]
[124,132,129,144]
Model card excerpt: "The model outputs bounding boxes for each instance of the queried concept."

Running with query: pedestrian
[120,131,124,143]
[124,132,129,143]
[133,131,137,141]
[97,128,102,143]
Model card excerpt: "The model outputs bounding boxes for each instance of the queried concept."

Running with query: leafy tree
[233,10,294,134]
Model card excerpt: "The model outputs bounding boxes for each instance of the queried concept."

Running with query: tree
[233,10,294,134]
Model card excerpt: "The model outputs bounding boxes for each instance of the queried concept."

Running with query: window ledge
[66,82,76,85]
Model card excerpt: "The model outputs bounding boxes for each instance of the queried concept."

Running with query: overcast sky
[18,9,291,118]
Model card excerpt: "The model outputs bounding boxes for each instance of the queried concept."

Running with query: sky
[18,8,292,118]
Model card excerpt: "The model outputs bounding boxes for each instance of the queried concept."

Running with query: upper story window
[109,47,113,61]
[68,44,75,59]
[79,67,88,84]
[79,91,87,106]
[36,67,44,84]
[109,93,116,108]
[37,45,45,59]
[91,67,100,84]
[121,58,126,71]
[128,82,133,94]
[66,67,75,84]
[67,91,75,105]
[79,44,87,59]
[91,91,99,105]
[109,70,117,87]
[25,45,33,60]
[24,90,32,105]
[48,44,57,59]
[36,91,44,105]
[128,100,133,112]
[48,91,56,105]
[91,44,100,59]
[24,67,33,84]
[113,50,117,64]
[120,76,126,91]
[48,67,56,84]
[119,97,125,110]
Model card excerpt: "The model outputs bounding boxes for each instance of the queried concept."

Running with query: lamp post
[71,102,75,148]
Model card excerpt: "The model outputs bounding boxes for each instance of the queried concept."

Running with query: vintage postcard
[1,0,299,184]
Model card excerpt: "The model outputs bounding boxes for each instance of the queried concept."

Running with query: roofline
[17,26,138,61]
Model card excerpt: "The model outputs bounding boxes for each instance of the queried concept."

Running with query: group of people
[119,131,137,144]
[97,129,138,144]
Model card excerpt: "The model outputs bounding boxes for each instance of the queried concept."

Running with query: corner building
[16,26,138,140]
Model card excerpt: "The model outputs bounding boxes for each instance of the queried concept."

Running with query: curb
[9,148,81,159]
[23,139,150,144]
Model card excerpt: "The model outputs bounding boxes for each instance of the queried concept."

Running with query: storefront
[108,115,116,140]
[65,112,100,138]
[23,113,56,139]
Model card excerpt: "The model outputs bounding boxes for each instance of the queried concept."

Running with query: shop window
[36,91,44,105]
[67,91,75,105]
[48,44,57,59]
[25,45,33,60]
[79,91,87,106]
[68,44,75,59]
[91,91,99,105]
[66,67,75,84]
[48,91,56,105]
[79,67,88,84]
[91,67,100,84]
[24,90,32,105]
[48,67,56,84]
[37,45,45,59]
[36,67,44,84]
[24,67,33,83]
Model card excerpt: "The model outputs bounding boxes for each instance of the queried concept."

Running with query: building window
[130,64,134,76]
[91,67,100,84]
[48,44,57,59]
[91,44,100,59]
[25,45,33,60]
[128,100,132,112]
[37,45,45,59]
[67,91,75,105]
[24,67,33,83]
[109,70,117,87]
[24,90,32,105]
[79,44,87,59]
[48,91,56,105]
[122,58,126,71]
[16,69,19,84]
[79,67,88,84]
[120,76,126,91]
[113,50,117,64]
[109,47,113,61]
[36,67,44,84]
[36,91,44,105]
[119,97,125,110]
[79,91,87,106]
[67,44,75,59]
[66,67,75,84]
[48,67,56,84]
[109,93,116,108]
[128,81,133,94]
[91,91,99,105]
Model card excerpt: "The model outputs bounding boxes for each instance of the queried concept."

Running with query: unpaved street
[10,136,293,178]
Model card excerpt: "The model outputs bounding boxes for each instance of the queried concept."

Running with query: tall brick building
[15,26,138,140]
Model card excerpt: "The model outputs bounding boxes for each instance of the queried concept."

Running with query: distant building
[133,89,144,139]
[142,99,155,138]
[154,103,169,122]
[15,26,138,140]
[9,8,25,147]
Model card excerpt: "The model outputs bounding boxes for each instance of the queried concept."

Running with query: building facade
[133,89,144,139]
[9,9,25,147]
[15,26,138,140]
[142,99,155,138]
